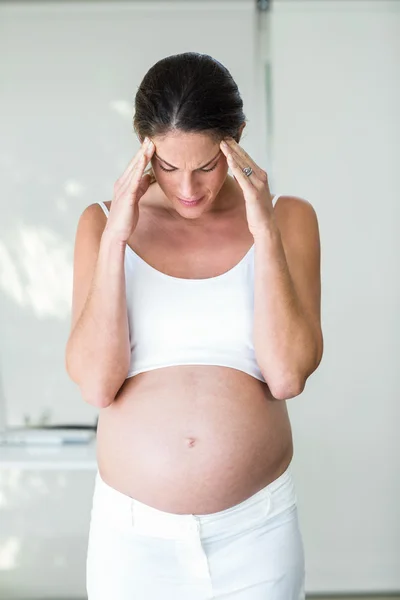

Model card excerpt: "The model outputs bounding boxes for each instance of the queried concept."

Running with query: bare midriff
[96,365,293,515]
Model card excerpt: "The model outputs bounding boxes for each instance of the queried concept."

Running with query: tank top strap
[97,201,109,217]
[272,194,282,207]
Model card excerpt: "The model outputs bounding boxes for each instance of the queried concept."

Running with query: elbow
[65,362,118,409]
[266,353,321,400]
[268,377,306,401]
[65,347,127,409]
[79,378,127,408]
[263,365,307,400]
[263,335,324,401]
[82,390,115,409]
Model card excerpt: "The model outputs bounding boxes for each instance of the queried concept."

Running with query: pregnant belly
[96,366,294,514]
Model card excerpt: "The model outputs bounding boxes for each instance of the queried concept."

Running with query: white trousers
[86,462,305,599]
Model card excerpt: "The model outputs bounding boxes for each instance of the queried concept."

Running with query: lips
[177,196,204,206]
[178,196,203,202]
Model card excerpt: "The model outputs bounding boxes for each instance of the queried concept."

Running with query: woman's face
[149,131,230,219]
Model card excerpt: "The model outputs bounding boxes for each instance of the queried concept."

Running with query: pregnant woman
[66,52,323,599]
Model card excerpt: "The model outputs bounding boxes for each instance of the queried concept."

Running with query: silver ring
[242,166,253,177]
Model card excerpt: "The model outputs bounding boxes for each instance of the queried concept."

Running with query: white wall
[269,0,400,593]
[0,0,399,596]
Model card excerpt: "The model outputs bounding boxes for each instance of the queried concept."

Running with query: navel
[185,437,197,448]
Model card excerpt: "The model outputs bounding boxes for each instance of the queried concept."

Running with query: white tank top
[97,194,281,382]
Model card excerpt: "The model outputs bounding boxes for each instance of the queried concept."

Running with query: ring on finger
[242,166,253,177]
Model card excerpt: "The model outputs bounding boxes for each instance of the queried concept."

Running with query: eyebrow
[154,150,222,170]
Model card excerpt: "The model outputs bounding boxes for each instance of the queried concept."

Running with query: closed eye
[159,163,218,173]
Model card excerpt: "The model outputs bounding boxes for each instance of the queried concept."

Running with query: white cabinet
[0,443,97,599]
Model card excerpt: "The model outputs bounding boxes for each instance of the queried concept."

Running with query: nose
[178,173,202,200]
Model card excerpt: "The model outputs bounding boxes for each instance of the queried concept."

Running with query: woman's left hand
[220,138,274,238]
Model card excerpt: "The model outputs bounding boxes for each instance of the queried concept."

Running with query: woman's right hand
[104,137,155,244]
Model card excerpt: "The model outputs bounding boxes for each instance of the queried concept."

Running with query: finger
[115,150,151,204]
[119,139,154,186]
[119,147,145,183]
[222,139,264,180]
[116,151,145,195]
[136,172,152,199]
[226,153,255,192]
[121,142,155,197]
[128,146,155,197]
[220,141,256,186]
[135,141,155,178]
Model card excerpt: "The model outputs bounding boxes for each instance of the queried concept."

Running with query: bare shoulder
[73,201,111,268]
[274,194,317,216]
[77,201,109,222]
[274,195,319,239]
[76,201,110,235]
[68,202,109,333]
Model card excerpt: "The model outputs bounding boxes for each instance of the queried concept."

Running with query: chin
[174,194,212,217]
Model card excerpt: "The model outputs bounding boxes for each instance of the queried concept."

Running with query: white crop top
[97,194,281,382]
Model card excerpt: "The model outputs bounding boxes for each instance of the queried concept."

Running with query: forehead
[153,131,219,165]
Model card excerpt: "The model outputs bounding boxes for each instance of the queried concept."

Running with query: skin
[146,128,245,220]
[95,127,299,514]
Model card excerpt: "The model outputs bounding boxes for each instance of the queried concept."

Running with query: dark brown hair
[133,52,246,183]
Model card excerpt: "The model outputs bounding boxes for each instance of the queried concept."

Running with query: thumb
[137,173,152,200]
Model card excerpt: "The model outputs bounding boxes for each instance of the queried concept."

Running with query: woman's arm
[253,197,323,400]
[65,140,155,407]
[219,138,323,401]
[65,204,130,408]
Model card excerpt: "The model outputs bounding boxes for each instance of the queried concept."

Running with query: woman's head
[133,52,246,218]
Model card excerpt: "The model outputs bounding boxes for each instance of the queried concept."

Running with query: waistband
[92,462,297,540]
